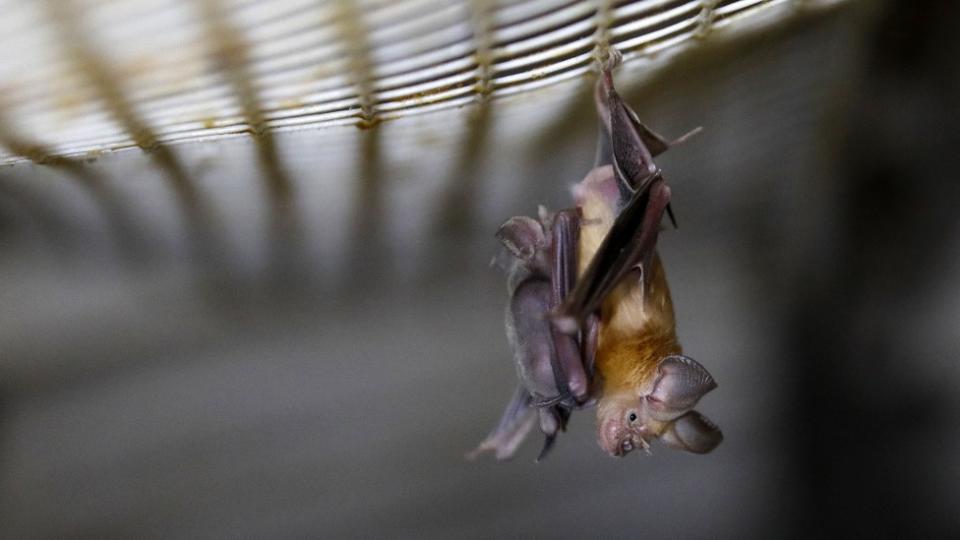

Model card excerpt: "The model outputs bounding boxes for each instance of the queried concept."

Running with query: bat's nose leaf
[660,411,723,454]
[647,355,717,420]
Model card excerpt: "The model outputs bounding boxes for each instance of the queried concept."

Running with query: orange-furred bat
[470,57,721,461]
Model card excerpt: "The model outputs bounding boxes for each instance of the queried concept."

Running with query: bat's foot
[595,45,623,74]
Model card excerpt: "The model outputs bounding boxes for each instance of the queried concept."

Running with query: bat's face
[597,355,722,457]
[597,392,662,456]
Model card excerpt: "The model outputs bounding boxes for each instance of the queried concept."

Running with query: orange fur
[576,175,681,397]
[594,255,681,394]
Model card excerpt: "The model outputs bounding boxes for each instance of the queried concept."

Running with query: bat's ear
[646,355,717,421]
[495,216,545,260]
[660,411,723,454]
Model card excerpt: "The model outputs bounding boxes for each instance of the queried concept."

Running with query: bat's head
[597,355,722,457]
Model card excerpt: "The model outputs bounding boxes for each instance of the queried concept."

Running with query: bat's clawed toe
[596,46,623,74]
[534,406,569,462]
[535,433,557,463]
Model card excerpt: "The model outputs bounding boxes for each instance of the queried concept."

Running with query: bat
[469,58,722,461]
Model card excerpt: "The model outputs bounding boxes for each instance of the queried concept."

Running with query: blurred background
[1,0,958,538]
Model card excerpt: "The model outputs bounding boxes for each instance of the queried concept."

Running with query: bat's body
[576,166,680,397]
[574,165,698,456]
[471,58,721,461]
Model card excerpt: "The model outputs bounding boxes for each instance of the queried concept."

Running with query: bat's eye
[628,412,638,423]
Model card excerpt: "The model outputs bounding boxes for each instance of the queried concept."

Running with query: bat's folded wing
[553,174,671,332]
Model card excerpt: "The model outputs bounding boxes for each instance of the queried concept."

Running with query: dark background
[1,1,958,538]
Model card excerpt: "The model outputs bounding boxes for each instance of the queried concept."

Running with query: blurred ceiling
[5,1,960,539]
[0,0,844,162]
[0,0,850,289]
